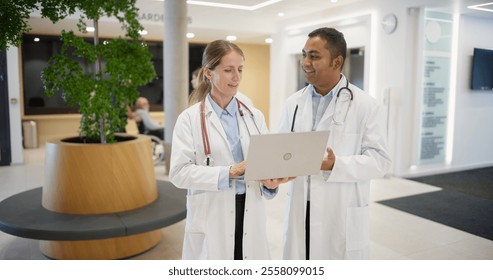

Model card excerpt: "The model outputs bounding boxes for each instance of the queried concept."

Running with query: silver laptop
[244,131,330,181]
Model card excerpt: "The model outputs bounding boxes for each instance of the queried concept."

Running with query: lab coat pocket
[185,192,208,233]
[345,205,369,251]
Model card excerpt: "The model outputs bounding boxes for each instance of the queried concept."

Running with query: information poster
[418,11,453,164]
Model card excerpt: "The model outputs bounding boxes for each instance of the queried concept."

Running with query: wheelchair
[136,121,165,166]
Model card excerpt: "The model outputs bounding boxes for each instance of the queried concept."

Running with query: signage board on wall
[418,10,453,165]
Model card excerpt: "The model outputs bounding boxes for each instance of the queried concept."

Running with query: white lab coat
[278,77,391,260]
[169,96,272,260]
[236,91,253,107]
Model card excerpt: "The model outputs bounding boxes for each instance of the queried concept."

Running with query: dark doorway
[0,51,12,166]
[342,47,365,90]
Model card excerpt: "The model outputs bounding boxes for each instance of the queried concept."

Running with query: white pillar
[7,47,23,164]
[164,0,188,172]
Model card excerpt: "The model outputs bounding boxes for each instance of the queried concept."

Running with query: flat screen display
[471,48,493,91]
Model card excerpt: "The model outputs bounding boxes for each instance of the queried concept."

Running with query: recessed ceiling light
[34,37,40,42]
[226,35,237,41]
[86,27,95,32]
[468,2,493,13]
[265,38,273,44]
[186,32,195,38]
[278,12,285,17]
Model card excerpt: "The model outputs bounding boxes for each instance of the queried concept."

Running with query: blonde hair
[189,40,245,105]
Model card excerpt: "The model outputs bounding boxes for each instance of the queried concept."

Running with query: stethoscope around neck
[291,77,353,132]
[200,96,261,166]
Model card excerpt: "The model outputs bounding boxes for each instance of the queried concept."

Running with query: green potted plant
[2,0,156,143]
[1,0,162,259]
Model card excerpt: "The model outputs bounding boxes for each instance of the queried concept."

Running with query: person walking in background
[170,40,291,260]
[190,67,200,93]
[278,27,391,260]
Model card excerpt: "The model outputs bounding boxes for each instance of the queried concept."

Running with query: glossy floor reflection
[1,147,492,260]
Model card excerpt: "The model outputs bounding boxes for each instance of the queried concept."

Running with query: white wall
[269,0,493,177]
[7,47,23,164]
[452,15,493,169]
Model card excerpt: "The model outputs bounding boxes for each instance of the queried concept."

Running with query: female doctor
[170,40,290,260]
[278,27,391,260]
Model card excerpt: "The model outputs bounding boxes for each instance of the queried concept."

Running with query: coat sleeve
[327,102,392,182]
[169,111,223,191]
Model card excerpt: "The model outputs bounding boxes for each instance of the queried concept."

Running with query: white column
[163,0,188,172]
[7,47,23,164]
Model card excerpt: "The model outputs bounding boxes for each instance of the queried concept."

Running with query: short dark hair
[308,27,347,68]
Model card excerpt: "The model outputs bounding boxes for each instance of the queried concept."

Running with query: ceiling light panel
[467,2,493,13]
[186,0,283,11]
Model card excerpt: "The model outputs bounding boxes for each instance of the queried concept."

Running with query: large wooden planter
[42,134,157,214]
[40,134,161,259]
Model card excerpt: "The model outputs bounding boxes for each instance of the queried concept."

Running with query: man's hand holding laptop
[230,160,295,189]
[260,177,296,189]
[320,147,336,171]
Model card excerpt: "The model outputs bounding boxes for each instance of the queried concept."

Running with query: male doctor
[278,27,391,260]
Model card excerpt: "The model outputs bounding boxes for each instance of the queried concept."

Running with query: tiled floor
[1,147,492,260]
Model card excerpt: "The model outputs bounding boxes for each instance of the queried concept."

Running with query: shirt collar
[207,94,238,117]
[310,74,347,98]
[311,85,334,99]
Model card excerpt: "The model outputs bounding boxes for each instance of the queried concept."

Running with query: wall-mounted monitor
[471,47,493,91]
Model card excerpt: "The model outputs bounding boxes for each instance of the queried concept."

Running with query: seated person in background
[133,97,165,140]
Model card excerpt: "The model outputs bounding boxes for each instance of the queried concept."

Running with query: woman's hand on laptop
[260,177,296,189]
[229,161,246,179]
